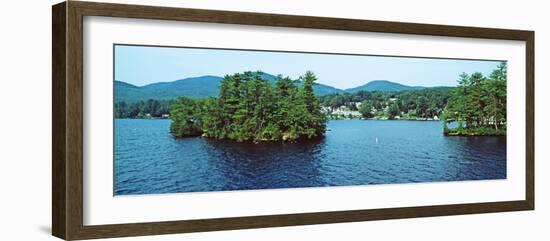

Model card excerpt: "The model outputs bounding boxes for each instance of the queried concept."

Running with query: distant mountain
[115,73,345,103]
[312,83,346,96]
[115,75,223,103]
[345,80,425,92]
[114,81,146,103]
[115,76,430,103]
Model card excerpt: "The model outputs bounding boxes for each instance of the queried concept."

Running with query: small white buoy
[375,137,378,143]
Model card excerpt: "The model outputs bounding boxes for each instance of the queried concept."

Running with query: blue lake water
[114,119,506,195]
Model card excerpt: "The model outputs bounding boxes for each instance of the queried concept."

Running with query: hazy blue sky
[115,45,504,89]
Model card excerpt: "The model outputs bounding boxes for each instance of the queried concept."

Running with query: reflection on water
[114,119,506,195]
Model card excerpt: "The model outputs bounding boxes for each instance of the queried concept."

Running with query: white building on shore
[322,105,362,118]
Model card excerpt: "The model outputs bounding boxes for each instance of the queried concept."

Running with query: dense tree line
[319,87,453,120]
[170,71,327,142]
[444,62,507,135]
[115,99,172,118]
[116,64,506,137]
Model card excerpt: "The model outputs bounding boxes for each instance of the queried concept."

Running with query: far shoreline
[114,118,506,137]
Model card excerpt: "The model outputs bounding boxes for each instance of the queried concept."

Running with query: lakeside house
[320,96,442,121]
[322,105,362,118]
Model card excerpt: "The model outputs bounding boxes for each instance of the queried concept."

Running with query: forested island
[169,71,326,142]
[443,63,507,136]
[114,63,507,137]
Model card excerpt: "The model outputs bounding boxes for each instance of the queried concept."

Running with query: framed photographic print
[52,1,534,240]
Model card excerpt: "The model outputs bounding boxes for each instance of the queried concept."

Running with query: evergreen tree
[170,97,202,137]
[444,62,506,135]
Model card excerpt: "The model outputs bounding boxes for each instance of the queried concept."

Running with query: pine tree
[443,62,507,135]
[170,97,202,137]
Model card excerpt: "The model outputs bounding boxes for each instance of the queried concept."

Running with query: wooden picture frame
[52,1,534,240]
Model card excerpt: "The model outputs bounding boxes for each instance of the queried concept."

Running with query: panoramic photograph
[113,44,507,196]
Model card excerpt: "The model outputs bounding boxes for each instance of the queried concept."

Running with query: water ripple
[114,119,506,195]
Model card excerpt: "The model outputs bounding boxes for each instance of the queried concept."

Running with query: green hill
[345,80,425,92]
[115,76,430,103]
[115,75,222,103]
[115,73,345,103]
